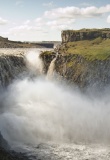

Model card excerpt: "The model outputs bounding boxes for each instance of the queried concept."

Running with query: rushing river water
[0,49,110,159]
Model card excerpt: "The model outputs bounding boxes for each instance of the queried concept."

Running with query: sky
[0,0,110,41]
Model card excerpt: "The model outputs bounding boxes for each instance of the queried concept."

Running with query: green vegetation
[41,51,54,55]
[66,61,74,67]
[59,38,110,61]
[63,28,110,33]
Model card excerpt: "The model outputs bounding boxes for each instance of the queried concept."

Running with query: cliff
[41,28,110,89]
[41,53,110,89]
[0,49,29,159]
[0,30,110,159]
[55,55,110,89]
[0,36,8,41]
[0,49,27,87]
[62,28,110,43]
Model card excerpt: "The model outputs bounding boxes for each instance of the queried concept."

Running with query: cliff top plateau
[0,36,54,48]
[62,28,110,43]
[52,28,110,61]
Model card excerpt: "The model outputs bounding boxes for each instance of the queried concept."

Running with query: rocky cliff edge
[62,28,110,43]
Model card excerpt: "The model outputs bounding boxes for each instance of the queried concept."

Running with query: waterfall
[25,50,44,76]
[47,52,58,79]
[0,48,50,88]
[1,49,110,160]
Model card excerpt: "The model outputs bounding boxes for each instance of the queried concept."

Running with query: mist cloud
[0,50,110,148]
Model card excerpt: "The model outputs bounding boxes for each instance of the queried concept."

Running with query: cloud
[107,15,110,23]
[8,24,43,36]
[24,20,31,25]
[98,5,110,14]
[0,17,8,25]
[48,24,71,30]
[46,19,75,30]
[3,4,110,40]
[44,5,110,19]
[82,6,100,17]
[35,18,42,23]
[35,16,75,31]
[33,4,110,31]
[35,17,45,27]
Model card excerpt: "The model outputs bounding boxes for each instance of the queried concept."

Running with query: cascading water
[0,49,110,159]
[47,57,56,78]
[25,50,44,76]
[47,52,58,79]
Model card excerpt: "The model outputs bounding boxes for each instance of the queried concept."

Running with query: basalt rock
[41,52,110,90]
[0,132,9,150]
[55,54,110,89]
[0,50,27,87]
[62,28,110,43]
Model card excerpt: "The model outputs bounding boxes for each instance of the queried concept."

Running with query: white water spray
[0,50,110,147]
[25,49,44,75]
[47,57,56,79]
[47,52,58,79]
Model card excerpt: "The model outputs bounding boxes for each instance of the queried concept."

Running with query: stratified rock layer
[40,53,110,89]
[62,28,110,43]
[0,49,27,87]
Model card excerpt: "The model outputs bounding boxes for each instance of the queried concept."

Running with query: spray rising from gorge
[0,49,110,150]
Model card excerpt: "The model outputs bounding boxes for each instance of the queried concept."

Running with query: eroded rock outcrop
[41,28,110,89]
[0,49,27,87]
[62,28,110,43]
[55,55,110,88]
[40,53,110,89]
[0,132,9,150]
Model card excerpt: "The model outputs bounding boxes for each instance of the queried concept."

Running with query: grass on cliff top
[62,28,110,33]
[59,37,110,60]
[45,51,54,55]
[40,50,55,56]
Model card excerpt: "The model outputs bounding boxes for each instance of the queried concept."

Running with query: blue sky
[0,0,110,41]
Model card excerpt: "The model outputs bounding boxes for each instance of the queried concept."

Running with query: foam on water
[0,50,110,148]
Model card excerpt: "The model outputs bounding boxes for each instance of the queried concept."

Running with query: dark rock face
[55,55,110,88]
[40,52,56,74]
[40,29,110,89]
[0,133,9,150]
[0,133,28,160]
[0,36,8,42]
[0,50,30,159]
[0,147,29,160]
[41,53,110,89]
[62,29,110,43]
[0,54,27,87]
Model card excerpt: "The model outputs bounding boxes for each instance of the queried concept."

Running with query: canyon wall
[40,53,110,89]
[0,29,110,89]
[0,49,27,87]
[41,28,110,89]
[62,29,110,43]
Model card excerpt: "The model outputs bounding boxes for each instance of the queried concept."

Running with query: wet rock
[0,132,9,150]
